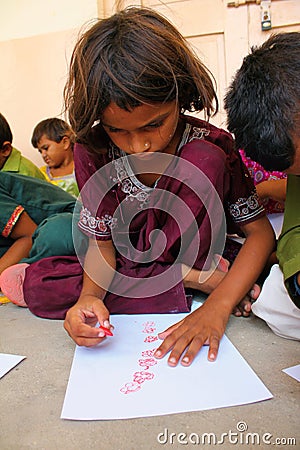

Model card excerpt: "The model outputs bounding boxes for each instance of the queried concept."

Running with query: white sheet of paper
[229,213,284,245]
[61,314,273,420]
[282,364,300,382]
[0,353,26,379]
[268,213,284,239]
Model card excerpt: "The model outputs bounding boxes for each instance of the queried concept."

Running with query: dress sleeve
[223,139,265,231]
[74,143,117,241]
[0,186,24,238]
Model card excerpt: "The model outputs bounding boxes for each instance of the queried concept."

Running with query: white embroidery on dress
[78,207,117,237]
[107,124,206,209]
[189,126,210,142]
[110,148,152,209]
[229,191,264,222]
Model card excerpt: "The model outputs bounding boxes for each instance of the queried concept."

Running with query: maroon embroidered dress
[73,115,265,314]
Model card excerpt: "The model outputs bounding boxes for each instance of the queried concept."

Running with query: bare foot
[213,254,230,273]
[232,283,261,317]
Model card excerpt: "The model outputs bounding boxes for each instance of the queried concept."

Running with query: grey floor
[0,300,299,450]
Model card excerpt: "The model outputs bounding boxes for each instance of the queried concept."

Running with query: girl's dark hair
[225,32,300,171]
[64,6,218,146]
[31,118,75,148]
[0,113,13,148]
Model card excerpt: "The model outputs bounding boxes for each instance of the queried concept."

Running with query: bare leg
[183,255,260,317]
[182,255,229,294]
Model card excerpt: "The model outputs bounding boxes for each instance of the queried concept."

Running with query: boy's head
[31,118,75,149]
[224,32,300,174]
[0,113,13,169]
[31,118,75,169]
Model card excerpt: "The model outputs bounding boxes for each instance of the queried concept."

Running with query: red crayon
[98,325,113,336]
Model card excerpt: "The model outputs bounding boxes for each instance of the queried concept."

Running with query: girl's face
[101,101,181,155]
[37,135,70,168]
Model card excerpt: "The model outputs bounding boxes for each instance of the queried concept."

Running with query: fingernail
[103,320,110,328]
[208,353,216,361]
[98,331,105,338]
[182,356,189,364]
[168,357,177,365]
[154,350,162,357]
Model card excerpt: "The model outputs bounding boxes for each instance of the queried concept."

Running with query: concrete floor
[0,300,299,450]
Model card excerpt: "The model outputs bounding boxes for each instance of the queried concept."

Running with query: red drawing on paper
[144,335,158,343]
[142,321,156,334]
[120,321,159,394]
[141,349,156,357]
[120,382,141,394]
[138,357,157,370]
[133,371,154,384]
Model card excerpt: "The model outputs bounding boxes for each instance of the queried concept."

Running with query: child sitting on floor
[31,118,79,197]
[225,32,300,340]
[61,6,274,365]
[0,171,87,304]
[0,8,275,366]
[0,112,45,180]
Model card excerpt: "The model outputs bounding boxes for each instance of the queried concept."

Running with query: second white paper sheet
[61,313,272,420]
[0,353,26,379]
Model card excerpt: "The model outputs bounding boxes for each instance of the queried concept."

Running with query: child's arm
[64,238,116,346]
[256,178,287,203]
[0,211,37,275]
[155,215,275,366]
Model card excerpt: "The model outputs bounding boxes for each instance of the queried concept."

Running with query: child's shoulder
[179,115,235,161]
[183,115,232,139]
[5,147,45,180]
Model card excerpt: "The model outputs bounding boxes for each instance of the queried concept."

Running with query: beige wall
[0,0,98,166]
[0,1,98,41]
[1,0,299,166]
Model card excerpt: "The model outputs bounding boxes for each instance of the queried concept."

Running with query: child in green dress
[0,171,86,303]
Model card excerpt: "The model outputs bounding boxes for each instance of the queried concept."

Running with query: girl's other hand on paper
[154,302,230,366]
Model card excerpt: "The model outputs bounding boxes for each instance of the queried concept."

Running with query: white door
[100,0,300,127]
[225,0,300,98]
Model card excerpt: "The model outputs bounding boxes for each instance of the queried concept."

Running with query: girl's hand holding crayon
[64,294,112,347]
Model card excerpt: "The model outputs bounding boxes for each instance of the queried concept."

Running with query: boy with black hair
[0,113,45,180]
[225,32,300,340]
